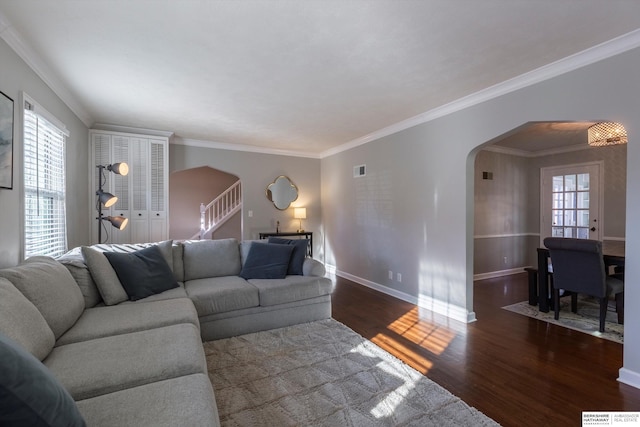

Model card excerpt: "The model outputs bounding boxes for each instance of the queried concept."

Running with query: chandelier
[587,122,628,147]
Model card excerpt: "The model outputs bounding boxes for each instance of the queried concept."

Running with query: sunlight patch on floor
[370,333,434,374]
[386,307,458,355]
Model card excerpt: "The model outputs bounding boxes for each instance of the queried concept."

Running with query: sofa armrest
[302,258,326,277]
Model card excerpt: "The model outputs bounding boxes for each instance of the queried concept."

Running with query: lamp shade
[107,162,129,176]
[587,122,628,147]
[106,216,128,230]
[294,208,307,219]
[97,190,118,208]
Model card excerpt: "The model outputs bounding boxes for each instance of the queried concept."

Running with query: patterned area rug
[502,297,623,344]
[203,319,500,426]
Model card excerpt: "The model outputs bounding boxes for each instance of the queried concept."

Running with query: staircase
[190,180,242,240]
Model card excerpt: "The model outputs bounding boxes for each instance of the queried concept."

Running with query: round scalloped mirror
[266,175,298,210]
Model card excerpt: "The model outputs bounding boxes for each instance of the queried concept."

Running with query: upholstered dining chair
[543,237,624,332]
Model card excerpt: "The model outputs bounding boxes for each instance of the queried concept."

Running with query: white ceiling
[1,1,640,157]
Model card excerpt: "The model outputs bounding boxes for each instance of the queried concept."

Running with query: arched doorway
[169,166,242,240]
[471,120,627,289]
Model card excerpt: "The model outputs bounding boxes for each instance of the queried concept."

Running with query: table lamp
[294,208,306,232]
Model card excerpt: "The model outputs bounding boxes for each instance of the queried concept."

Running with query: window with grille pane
[551,173,590,239]
[23,100,68,258]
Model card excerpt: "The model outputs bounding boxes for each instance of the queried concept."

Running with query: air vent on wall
[353,164,366,178]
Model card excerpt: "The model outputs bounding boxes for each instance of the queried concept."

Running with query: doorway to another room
[472,121,626,281]
[169,166,242,241]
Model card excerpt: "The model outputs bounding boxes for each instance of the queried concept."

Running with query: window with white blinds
[23,100,68,258]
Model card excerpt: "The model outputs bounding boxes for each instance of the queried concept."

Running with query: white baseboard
[328,266,475,324]
[474,266,531,281]
[618,368,640,390]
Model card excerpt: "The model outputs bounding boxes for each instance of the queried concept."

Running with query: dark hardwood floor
[331,273,640,426]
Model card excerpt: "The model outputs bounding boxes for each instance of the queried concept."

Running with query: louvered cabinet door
[130,138,149,243]
[149,139,168,242]
[109,136,131,243]
[90,129,169,244]
[91,133,112,244]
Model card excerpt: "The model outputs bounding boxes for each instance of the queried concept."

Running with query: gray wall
[322,46,640,382]
[474,150,533,274]
[0,38,89,267]
[473,144,626,275]
[169,140,321,254]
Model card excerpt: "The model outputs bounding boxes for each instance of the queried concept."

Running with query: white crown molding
[321,28,640,159]
[92,123,174,138]
[172,137,321,159]
[481,142,592,158]
[0,12,93,127]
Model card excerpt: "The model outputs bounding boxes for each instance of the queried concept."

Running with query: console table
[258,231,313,257]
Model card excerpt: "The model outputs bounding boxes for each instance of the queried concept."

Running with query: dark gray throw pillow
[104,246,179,301]
[268,237,308,275]
[240,242,295,279]
[0,332,86,427]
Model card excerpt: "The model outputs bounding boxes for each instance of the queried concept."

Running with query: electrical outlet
[397,273,402,282]
[248,210,253,218]
[388,270,393,280]
[503,256,507,264]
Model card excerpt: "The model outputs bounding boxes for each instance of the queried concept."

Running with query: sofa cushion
[267,237,308,275]
[0,278,55,361]
[104,246,179,301]
[56,298,199,346]
[45,323,206,401]
[75,374,219,427]
[0,256,85,340]
[239,243,294,279]
[120,283,188,304]
[81,240,175,306]
[185,276,259,316]
[57,247,102,308]
[248,275,335,307]
[0,333,86,427]
[182,238,241,280]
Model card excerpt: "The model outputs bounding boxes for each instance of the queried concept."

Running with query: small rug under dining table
[502,296,623,344]
[203,319,500,426]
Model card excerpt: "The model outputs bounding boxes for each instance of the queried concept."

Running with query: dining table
[536,240,625,313]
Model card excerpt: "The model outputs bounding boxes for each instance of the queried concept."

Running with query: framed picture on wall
[0,91,14,190]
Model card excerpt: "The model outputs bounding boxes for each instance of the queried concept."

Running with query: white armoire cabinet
[90,129,170,244]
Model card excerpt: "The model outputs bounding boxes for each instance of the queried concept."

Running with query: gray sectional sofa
[0,238,334,426]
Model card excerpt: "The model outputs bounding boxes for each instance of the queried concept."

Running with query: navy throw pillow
[0,332,86,427]
[240,243,294,279]
[104,245,179,301]
[268,237,308,275]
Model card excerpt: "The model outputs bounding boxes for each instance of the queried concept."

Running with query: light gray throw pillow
[0,256,85,340]
[0,277,55,361]
[81,246,129,305]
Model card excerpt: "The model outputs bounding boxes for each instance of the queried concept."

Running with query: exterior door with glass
[540,162,602,245]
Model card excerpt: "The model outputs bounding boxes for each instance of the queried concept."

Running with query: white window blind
[23,101,67,258]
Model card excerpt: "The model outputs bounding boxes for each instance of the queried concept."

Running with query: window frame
[21,93,70,259]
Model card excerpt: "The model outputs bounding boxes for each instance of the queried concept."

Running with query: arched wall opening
[471,121,627,280]
[169,166,241,240]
